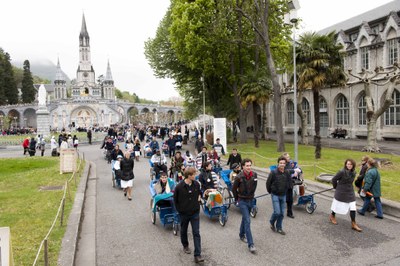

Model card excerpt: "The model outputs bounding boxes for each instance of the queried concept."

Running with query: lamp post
[13,117,17,128]
[200,76,206,145]
[286,0,300,163]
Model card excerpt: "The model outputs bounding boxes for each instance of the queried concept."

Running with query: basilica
[48,14,122,129]
[0,14,183,130]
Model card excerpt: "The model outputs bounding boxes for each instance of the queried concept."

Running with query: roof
[318,0,400,34]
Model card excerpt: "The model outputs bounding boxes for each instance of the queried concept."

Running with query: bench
[382,135,399,141]
[355,133,367,139]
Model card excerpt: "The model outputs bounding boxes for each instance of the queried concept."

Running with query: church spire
[55,57,65,81]
[105,60,113,81]
[79,13,89,39]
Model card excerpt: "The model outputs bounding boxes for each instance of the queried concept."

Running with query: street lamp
[285,0,300,163]
[13,116,18,128]
[200,75,206,145]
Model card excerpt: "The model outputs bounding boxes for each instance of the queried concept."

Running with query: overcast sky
[0,0,394,101]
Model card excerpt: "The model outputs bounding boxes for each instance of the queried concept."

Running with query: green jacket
[363,167,381,197]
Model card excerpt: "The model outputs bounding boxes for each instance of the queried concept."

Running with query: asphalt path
[75,142,400,266]
[2,141,400,265]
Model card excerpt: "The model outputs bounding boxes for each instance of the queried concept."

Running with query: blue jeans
[180,212,201,257]
[360,196,383,217]
[270,194,286,230]
[239,199,254,247]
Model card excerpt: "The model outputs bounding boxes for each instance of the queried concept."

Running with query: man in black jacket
[227,148,242,169]
[267,156,300,235]
[173,167,204,263]
[232,158,257,253]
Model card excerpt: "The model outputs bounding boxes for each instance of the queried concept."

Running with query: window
[358,96,367,125]
[360,47,369,70]
[388,39,398,66]
[302,98,311,124]
[319,98,328,128]
[336,95,349,125]
[287,101,294,124]
[384,90,400,125]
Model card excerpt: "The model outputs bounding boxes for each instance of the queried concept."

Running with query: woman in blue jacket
[358,158,383,219]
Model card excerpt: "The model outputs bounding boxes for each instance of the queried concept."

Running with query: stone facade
[253,0,400,140]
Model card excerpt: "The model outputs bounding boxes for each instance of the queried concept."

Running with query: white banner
[213,118,227,155]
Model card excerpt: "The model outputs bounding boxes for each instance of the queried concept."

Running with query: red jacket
[22,139,29,148]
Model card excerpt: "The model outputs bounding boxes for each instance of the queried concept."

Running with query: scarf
[243,170,253,180]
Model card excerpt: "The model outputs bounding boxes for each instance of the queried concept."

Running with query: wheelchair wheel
[250,206,258,218]
[219,213,227,226]
[306,202,317,214]
[222,188,233,209]
[151,210,156,224]
[150,168,154,180]
[150,198,154,210]
[173,223,179,235]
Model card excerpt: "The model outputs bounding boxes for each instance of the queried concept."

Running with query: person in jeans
[358,158,383,219]
[267,156,300,235]
[173,167,204,263]
[232,158,258,253]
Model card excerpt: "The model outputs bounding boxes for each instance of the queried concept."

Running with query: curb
[58,161,91,266]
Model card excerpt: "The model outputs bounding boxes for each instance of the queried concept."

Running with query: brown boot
[329,214,337,225]
[351,222,362,232]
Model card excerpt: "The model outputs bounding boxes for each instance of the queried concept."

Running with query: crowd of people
[14,121,385,264]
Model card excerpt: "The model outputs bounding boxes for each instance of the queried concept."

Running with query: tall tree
[236,0,292,152]
[296,31,346,159]
[0,50,18,104]
[0,48,7,104]
[347,64,400,152]
[21,60,35,103]
[239,74,272,147]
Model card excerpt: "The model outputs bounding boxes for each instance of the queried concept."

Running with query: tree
[0,49,7,104]
[0,48,19,104]
[347,64,400,152]
[239,74,272,147]
[146,1,248,135]
[236,0,292,152]
[296,31,347,159]
[21,60,35,103]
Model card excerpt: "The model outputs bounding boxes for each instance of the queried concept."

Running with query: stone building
[0,14,183,130]
[247,0,400,140]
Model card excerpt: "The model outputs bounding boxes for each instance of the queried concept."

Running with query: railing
[32,154,84,266]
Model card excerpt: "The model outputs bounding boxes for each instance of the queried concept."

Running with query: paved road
[73,141,400,266]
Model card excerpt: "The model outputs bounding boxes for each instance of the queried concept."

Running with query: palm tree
[239,77,272,148]
[296,31,347,159]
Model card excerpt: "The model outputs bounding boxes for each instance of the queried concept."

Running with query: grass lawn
[0,157,84,265]
[226,140,400,202]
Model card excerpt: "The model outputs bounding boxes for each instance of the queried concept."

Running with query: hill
[12,58,71,84]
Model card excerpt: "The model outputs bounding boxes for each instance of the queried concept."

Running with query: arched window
[387,28,398,65]
[287,101,294,124]
[384,90,400,125]
[302,98,311,124]
[359,37,369,70]
[358,96,367,125]
[336,95,349,125]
